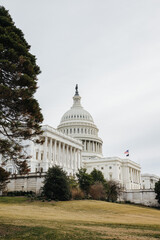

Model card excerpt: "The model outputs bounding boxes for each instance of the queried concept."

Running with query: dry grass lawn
[0,197,160,239]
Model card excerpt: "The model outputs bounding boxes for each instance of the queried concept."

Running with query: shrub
[76,168,93,195]
[155,179,160,204]
[104,180,121,202]
[43,165,71,201]
[68,176,79,189]
[90,169,105,184]
[7,191,35,196]
[89,182,106,200]
[0,167,10,193]
[71,188,85,200]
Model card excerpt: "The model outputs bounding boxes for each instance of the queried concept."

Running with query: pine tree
[43,166,71,201]
[76,168,93,195]
[90,168,105,184]
[0,7,43,170]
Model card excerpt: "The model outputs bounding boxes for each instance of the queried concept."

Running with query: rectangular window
[36,152,38,160]
[41,153,43,161]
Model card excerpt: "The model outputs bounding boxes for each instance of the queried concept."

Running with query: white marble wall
[83,157,141,190]
[0,125,83,176]
[7,173,45,194]
[122,190,159,207]
[141,174,160,189]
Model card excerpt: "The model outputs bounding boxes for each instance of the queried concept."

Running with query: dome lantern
[72,84,82,108]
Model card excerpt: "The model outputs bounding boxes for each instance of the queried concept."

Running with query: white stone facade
[0,125,82,176]
[31,125,82,175]
[141,174,160,190]
[83,157,141,190]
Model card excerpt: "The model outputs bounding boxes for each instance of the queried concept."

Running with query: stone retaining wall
[7,173,45,194]
[121,189,159,207]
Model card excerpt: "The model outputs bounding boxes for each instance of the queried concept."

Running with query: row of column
[83,140,102,154]
[129,168,141,183]
[40,137,81,171]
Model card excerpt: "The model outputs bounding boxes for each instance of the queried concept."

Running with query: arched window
[77,128,79,133]
[67,129,68,134]
[85,129,87,134]
[74,128,76,133]
[81,128,83,133]
[70,129,72,134]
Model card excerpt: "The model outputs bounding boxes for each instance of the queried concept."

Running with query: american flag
[124,150,129,154]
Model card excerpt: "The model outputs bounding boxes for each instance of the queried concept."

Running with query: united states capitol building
[1,86,159,205]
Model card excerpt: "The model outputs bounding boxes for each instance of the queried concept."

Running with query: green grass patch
[0,197,27,204]
[0,223,117,240]
[0,198,160,239]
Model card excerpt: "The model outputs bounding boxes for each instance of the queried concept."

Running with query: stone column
[70,146,72,169]
[93,141,95,152]
[90,141,92,152]
[131,168,133,184]
[49,138,52,163]
[88,141,90,152]
[66,145,69,169]
[58,142,61,166]
[54,140,57,164]
[79,150,82,168]
[62,143,65,167]
[44,137,47,162]
[76,150,79,169]
[73,148,76,172]
[95,142,97,153]
[84,141,86,151]
[43,137,48,171]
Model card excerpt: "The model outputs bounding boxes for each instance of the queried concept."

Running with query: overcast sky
[2,0,160,175]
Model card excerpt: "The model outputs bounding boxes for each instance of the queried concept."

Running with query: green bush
[155,179,160,204]
[7,191,35,196]
[104,180,121,202]
[90,169,105,184]
[42,165,71,201]
[76,168,93,196]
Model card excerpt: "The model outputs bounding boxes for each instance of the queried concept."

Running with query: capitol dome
[57,85,103,158]
[60,91,94,124]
